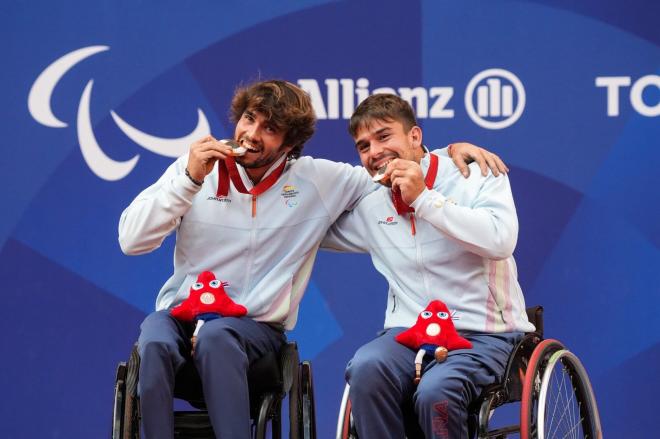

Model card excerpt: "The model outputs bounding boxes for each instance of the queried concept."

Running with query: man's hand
[387,159,426,205]
[449,142,509,178]
[187,136,233,181]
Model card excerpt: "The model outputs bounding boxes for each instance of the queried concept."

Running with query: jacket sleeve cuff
[174,173,204,197]
[411,187,447,209]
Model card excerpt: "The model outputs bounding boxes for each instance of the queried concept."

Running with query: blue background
[3,0,659,437]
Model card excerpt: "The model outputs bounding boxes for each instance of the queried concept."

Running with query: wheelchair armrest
[526,306,543,338]
[279,341,300,394]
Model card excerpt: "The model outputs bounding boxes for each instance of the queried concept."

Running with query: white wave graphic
[111,108,210,158]
[29,45,109,128]
[30,45,213,181]
[78,80,139,181]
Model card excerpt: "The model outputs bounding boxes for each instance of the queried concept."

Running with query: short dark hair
[349,93,418,138]
[230,80,316,159]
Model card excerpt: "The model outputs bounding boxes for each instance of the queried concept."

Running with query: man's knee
[346,346,394,392]
[138,312,182,365]
[138,311,182,349]
[140,310,174,331]
[194,318,247,360]
[139,334,182,363]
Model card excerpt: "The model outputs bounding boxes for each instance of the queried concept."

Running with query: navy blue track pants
[346,329,522,439]
[137,310,286,439]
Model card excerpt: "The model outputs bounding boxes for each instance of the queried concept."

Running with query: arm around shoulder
[321,209,369,254]
[307,158,374,216]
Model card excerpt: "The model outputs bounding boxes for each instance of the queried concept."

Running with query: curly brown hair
[348,93,417,138]
[230,80,316,159]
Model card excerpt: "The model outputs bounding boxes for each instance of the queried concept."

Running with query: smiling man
[322,93,534,438]
[118,80,505,438]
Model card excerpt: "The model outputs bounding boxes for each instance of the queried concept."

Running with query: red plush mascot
[170,271,247,353]
[395,300,472,384]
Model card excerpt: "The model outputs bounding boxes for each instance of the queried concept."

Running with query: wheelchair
[112,340,317,438]
[336,307,602,439]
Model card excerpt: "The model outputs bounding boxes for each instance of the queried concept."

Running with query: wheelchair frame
[336,306,602,439]
[112,341,316,439]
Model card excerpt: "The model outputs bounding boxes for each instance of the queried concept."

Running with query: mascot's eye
[191,282,204,290]
[437,311,449,319]
[209,280,221,288]
[421,311,433,319]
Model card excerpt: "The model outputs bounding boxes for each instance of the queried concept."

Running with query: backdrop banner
[3,0,659,436]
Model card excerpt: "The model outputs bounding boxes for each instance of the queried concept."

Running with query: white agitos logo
[28,45,210,181]
[464,68,526,129]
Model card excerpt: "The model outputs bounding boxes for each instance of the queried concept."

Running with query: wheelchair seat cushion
[172,350,284,410]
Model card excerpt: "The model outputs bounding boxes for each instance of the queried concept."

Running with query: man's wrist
[410,187,430,210]
[447,143,454,158]
[185,167,203,186]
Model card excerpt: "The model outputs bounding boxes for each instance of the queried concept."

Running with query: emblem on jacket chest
[281,184,300,208]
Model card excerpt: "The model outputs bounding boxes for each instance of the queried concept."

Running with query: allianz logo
[297,68,526,130]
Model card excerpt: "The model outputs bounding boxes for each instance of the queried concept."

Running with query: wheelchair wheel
[112,346,141,439]
[336,384,357,439]
[124,346,141,438]
[535,349,602,439]
[521,339,601,438]
[520,339,564,439]
[300,361,317,439]
[112,362,127,438]
[255,393,279,439]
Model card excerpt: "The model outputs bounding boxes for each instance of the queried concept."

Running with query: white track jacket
[322,151,535,334]
[119,154,372,330]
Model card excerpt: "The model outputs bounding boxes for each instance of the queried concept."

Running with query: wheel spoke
[555,364,576,438]
[548,361,578,438]
[546,370,563,437]
[537,350,600,439]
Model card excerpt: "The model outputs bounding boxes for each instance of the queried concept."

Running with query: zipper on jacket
[392,293,397,313]
[243,197,258,292]
[412,218,431,301]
